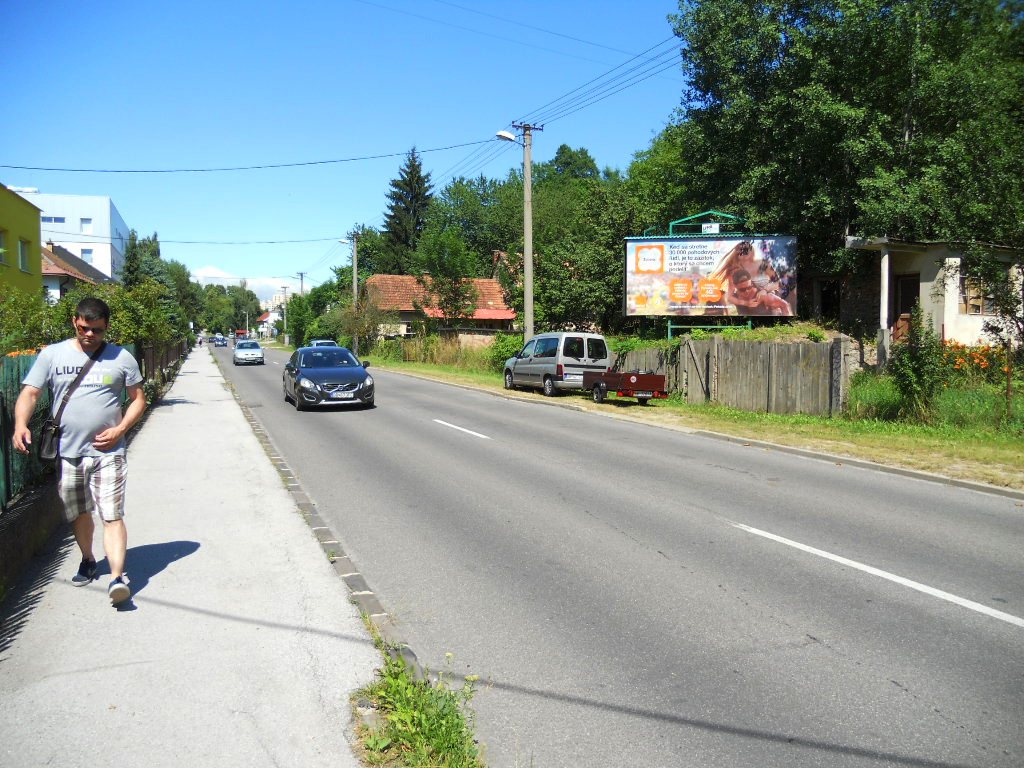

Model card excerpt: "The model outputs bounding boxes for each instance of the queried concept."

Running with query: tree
[346,225,390,277]
[658,0,1024,280]
[306,277,341,317]
[381,148,433,274]
[201,285,235,333]
[285,293,312,346]
[412,224,479,325]
[122,231,167,288]
[226,283,261,332]
[535,144,599,182]
[165,260,204,334]
[339,286,394,350]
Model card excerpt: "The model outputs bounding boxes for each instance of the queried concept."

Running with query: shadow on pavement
[0,528,75,661]
[105,540,201,599]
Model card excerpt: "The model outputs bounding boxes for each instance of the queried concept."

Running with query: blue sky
[2,1,684,301]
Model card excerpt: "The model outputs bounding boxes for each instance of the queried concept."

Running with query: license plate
[564,373,583,381]
[330,391,355,400]
[633,391,654,398]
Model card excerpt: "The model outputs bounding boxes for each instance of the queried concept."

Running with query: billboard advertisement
[625,236,797,317]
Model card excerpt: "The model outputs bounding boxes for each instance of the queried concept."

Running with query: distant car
[283,346,374,411]
[213,337,228,347]
[233,340,264,364]
[308,339,339,347]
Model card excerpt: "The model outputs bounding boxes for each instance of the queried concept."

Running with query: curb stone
[214,358,432,694]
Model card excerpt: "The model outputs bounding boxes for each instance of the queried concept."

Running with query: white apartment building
[14,190,129,280]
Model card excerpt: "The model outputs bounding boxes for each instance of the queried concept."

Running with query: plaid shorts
[57,455,128,523]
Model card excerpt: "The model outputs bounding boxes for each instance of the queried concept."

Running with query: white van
[503,332,611,396]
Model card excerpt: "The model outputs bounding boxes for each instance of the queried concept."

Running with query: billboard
[625,236,797,317]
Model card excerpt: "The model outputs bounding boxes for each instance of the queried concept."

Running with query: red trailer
[582,370,669,406]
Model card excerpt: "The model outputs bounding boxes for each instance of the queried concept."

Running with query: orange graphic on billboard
[635,244,665,273]
[669,279,693,303]
[698,278,724,303]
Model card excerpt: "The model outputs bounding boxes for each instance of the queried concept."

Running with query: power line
[2,139,493,174]
[428,37,680,187]
[425,0,638,56]
[517,37,679,125]
[352,0,615,67]
[539,59,682,126]
[41,228,348,245]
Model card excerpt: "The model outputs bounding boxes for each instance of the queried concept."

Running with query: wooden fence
[616,336,850,417]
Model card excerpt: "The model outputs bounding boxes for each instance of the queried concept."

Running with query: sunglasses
[75,322,107,335]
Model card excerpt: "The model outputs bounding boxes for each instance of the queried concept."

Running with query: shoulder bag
[38,343,107,461]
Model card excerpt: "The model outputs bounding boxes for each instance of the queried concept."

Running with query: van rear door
[560,335,588,387]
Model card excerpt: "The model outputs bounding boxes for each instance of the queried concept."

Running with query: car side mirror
[361,360,371,368]
[284,364,293,372]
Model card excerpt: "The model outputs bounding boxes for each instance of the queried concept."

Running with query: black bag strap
[53,342,107,426]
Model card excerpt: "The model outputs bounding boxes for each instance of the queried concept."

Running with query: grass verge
[374,360,1024,492]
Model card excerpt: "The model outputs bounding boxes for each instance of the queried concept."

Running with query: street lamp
[497,123,542,341]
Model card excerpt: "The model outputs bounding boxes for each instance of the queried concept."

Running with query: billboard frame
[624,213,797,335]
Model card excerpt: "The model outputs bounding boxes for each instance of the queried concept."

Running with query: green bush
[806,329,826,342]
[488,333,523,371]
[886,303,947,418]
[372,339,404,362]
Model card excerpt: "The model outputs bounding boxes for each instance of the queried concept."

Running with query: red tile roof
[41,245,109,284]
[366,275,515,320]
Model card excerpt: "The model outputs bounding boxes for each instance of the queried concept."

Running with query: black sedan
[283,346,374,411]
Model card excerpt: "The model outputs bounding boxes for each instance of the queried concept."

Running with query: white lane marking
[730,521,1024,629]
[433,419,491,440]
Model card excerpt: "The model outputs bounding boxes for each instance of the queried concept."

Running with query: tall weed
[846,370,901,421]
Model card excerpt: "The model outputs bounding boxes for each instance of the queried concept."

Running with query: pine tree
[381,148,433,274]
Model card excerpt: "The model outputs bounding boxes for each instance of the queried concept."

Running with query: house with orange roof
[365,274,515,340]
[41,242,112,301]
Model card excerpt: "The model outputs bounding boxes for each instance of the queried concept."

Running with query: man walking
[12,297,146,606]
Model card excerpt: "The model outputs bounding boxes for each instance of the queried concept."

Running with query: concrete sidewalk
[0,349,379,768]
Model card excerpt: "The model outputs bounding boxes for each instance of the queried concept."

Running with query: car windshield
[237,342,259,350]
[300,350,359,368]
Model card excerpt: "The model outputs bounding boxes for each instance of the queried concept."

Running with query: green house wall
[0,186,43,296]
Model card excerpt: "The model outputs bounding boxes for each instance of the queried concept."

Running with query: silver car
[503,332,610,396]
[233,340,265,366]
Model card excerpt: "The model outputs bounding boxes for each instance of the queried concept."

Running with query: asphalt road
[215,344,1024,768]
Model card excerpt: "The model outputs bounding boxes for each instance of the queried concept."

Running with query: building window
[80,218,93,234]
[960,277,996,316]
[41,216,66,223]
[19,239,31,271]
[81,248,94,263]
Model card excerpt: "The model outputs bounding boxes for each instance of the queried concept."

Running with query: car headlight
[363,375,374,387]
[299,378,318,390]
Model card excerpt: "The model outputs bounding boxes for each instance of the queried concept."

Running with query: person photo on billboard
[729,269,792,315]
[710,240,792,316]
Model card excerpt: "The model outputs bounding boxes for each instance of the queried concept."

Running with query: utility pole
[281,286,289,346]
[297,272,307,296]
[518,122,538,342]
[499,123,542,341]
[352,235,359,357]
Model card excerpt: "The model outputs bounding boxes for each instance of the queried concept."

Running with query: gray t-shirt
[22,339,143,457]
